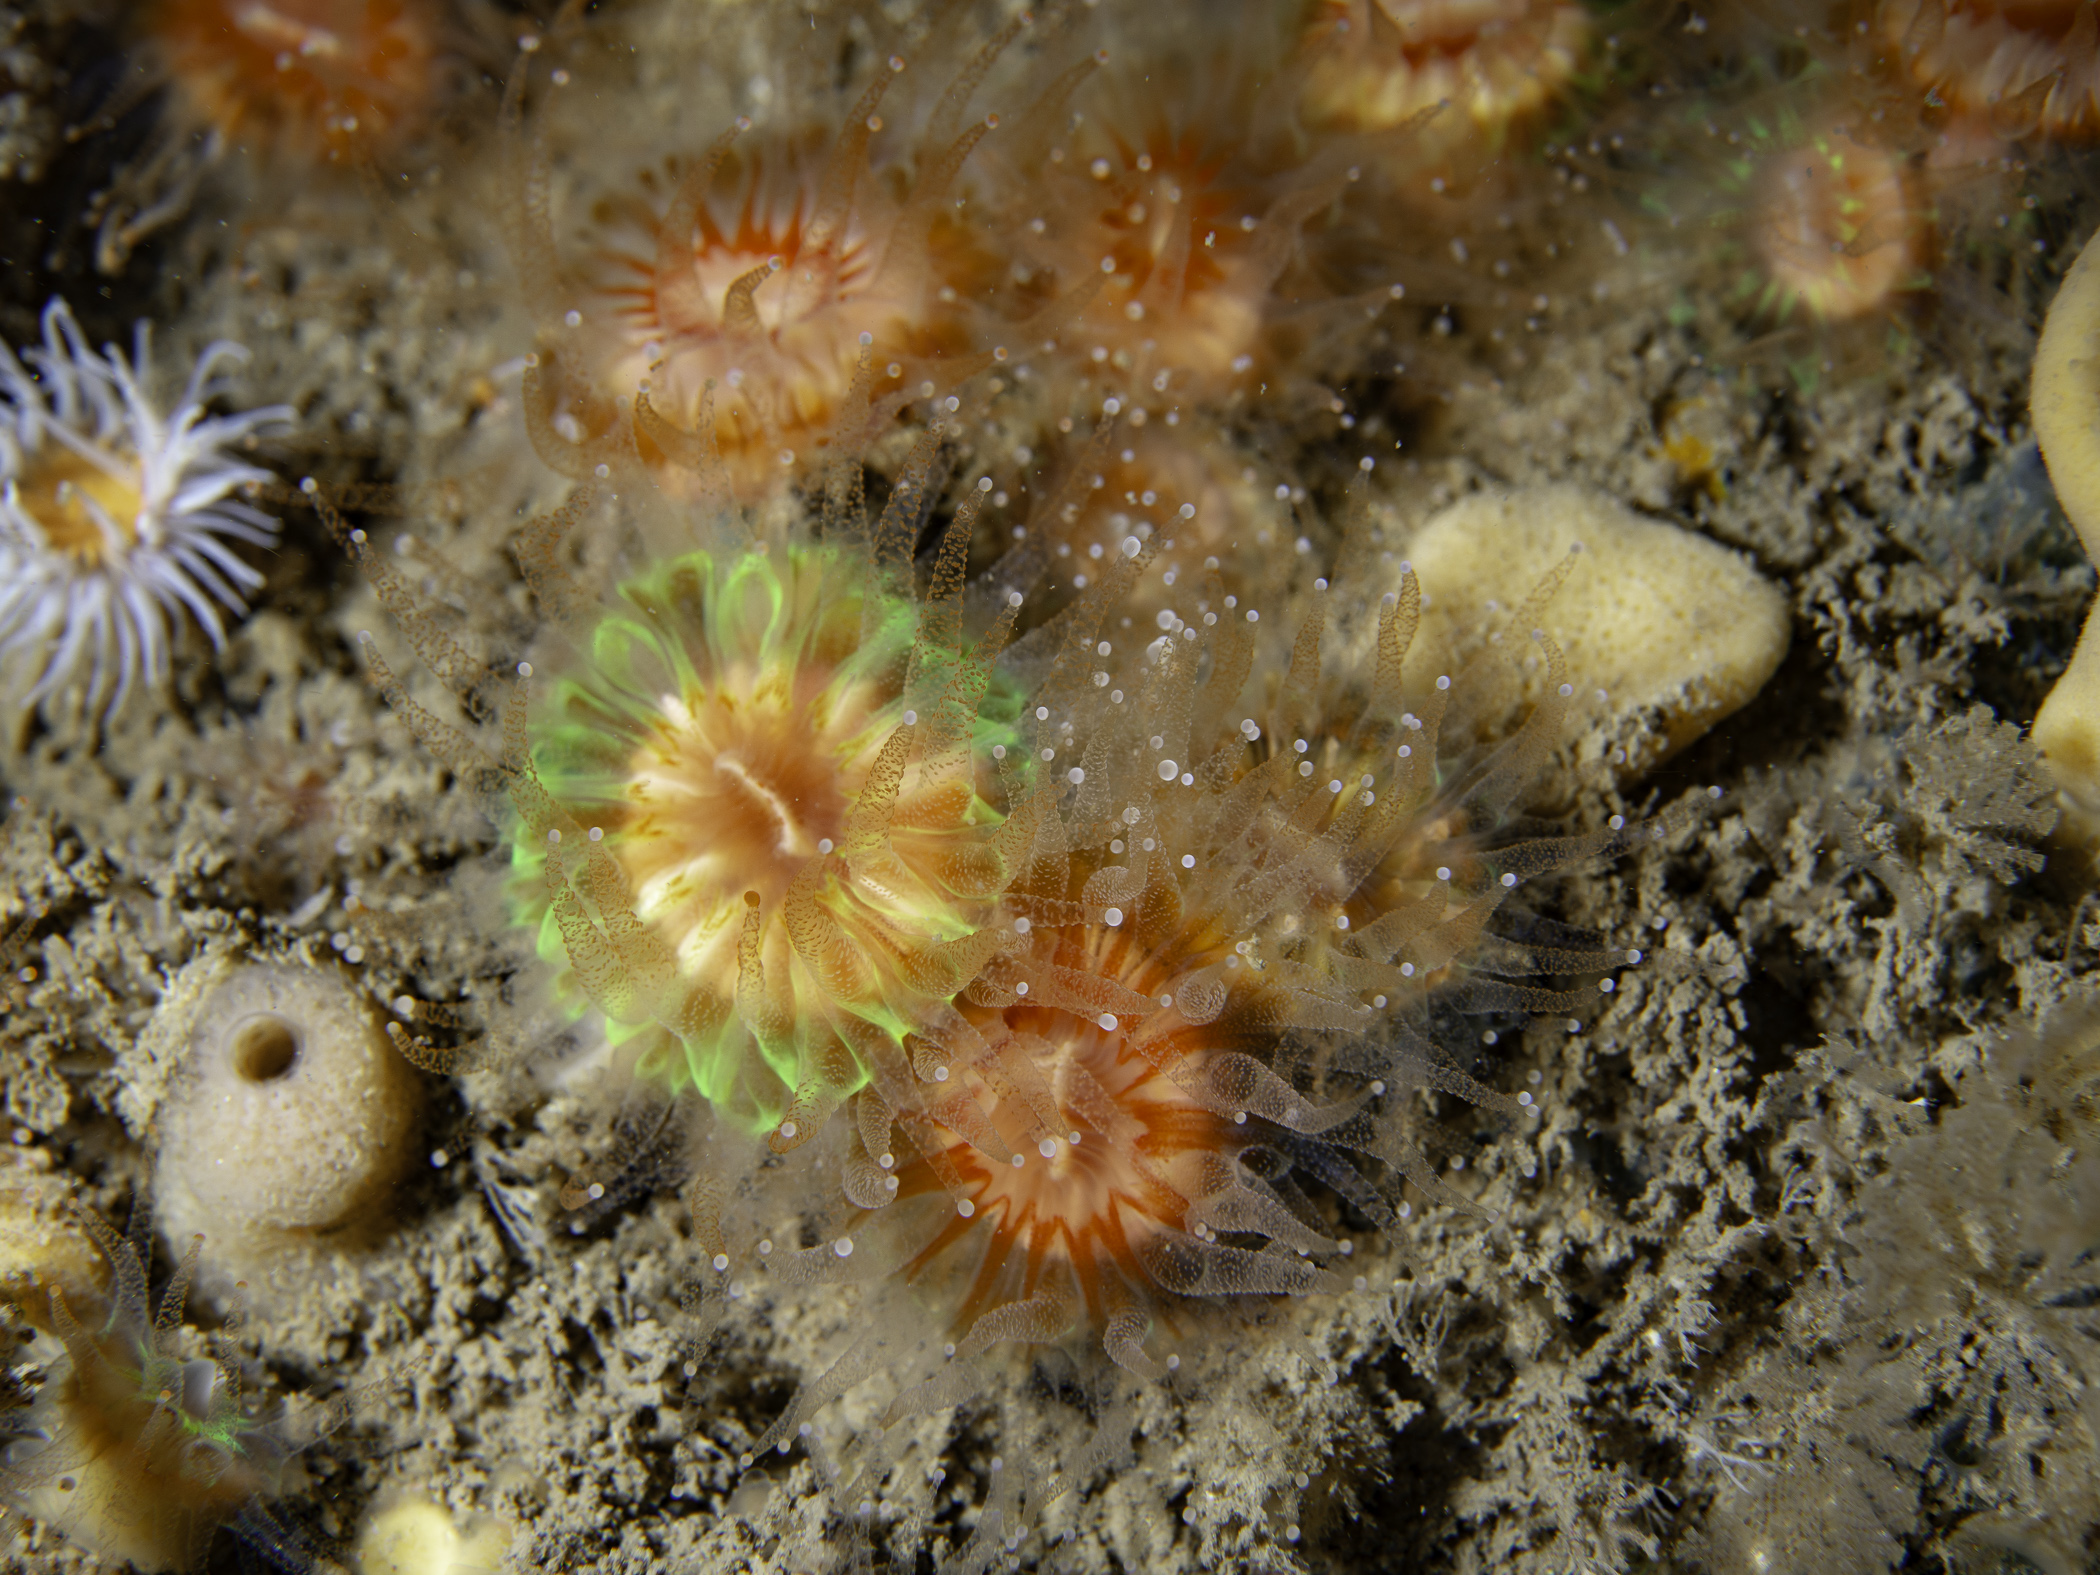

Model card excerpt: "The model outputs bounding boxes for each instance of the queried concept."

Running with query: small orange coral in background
[1301,0,1591,176]
[522,15,1023,497]
[147,0,441,158]
[1749,123,1926,322]
[1880,0,2100,141]
[1019,422,1288,614]
[974,6,1357,417]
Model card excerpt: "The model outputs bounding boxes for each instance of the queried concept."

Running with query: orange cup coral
[1880,0,2100,141]
[1748,124,1926,324]
[968,6,1358,416]
[512,16,1022,496]
[844,534,1652,1364]
[1300,0,1591,173]
[146,0,442,158]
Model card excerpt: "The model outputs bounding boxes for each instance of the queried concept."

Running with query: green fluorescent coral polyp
[127,1342,253,1459]
[512,541,1019,1133]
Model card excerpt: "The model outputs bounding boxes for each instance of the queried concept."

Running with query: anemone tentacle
[0,298,292,721]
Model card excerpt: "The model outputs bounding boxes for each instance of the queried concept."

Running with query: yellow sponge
[356,1498,512,1575]
[1403,486,1790,780]
[2030,224,2100,837]
[153,961,420,1304]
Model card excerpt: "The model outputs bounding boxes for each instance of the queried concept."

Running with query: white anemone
[0,297,294,719]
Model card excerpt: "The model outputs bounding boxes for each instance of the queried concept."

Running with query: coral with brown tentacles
[503,5,1032,499]
[826,484,1690,1359]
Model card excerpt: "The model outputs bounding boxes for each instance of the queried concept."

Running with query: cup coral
[0,1206,298,1573]
[1744,121,1927,325]
[831,508,1667,1344]
[969,4,1360,416]
[1878,0,2100,142]
[511,9,1020,496]
[0,298,292,722]
[145,0,445,159]
[613,476,1689,1565]
[346,416,1039,1167]
[510,487,1026,1147]
[1299,0,1591,178]
[153,960,422,1304]
[347,356,1691,1559]
[1014,420,1289,619]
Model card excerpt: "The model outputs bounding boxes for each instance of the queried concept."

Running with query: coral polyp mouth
[13,447,145,565]
[520,543,917,1013]
[906,996,1241,1332]
[618,668,877,972]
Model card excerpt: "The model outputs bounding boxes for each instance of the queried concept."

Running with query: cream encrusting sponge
[2032,225,2100,837]
[1404,486,1790,781]
[154,962,420,1300]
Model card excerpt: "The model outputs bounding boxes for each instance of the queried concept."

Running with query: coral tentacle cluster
[1880,0,2100,142]
[0,299,290,718]
[854,531,1647,1356]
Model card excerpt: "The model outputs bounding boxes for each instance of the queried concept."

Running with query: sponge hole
[230,1015,299,1082]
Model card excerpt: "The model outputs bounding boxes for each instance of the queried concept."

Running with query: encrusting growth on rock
[2028,219,2100,838]
[1403,485,1791,782]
